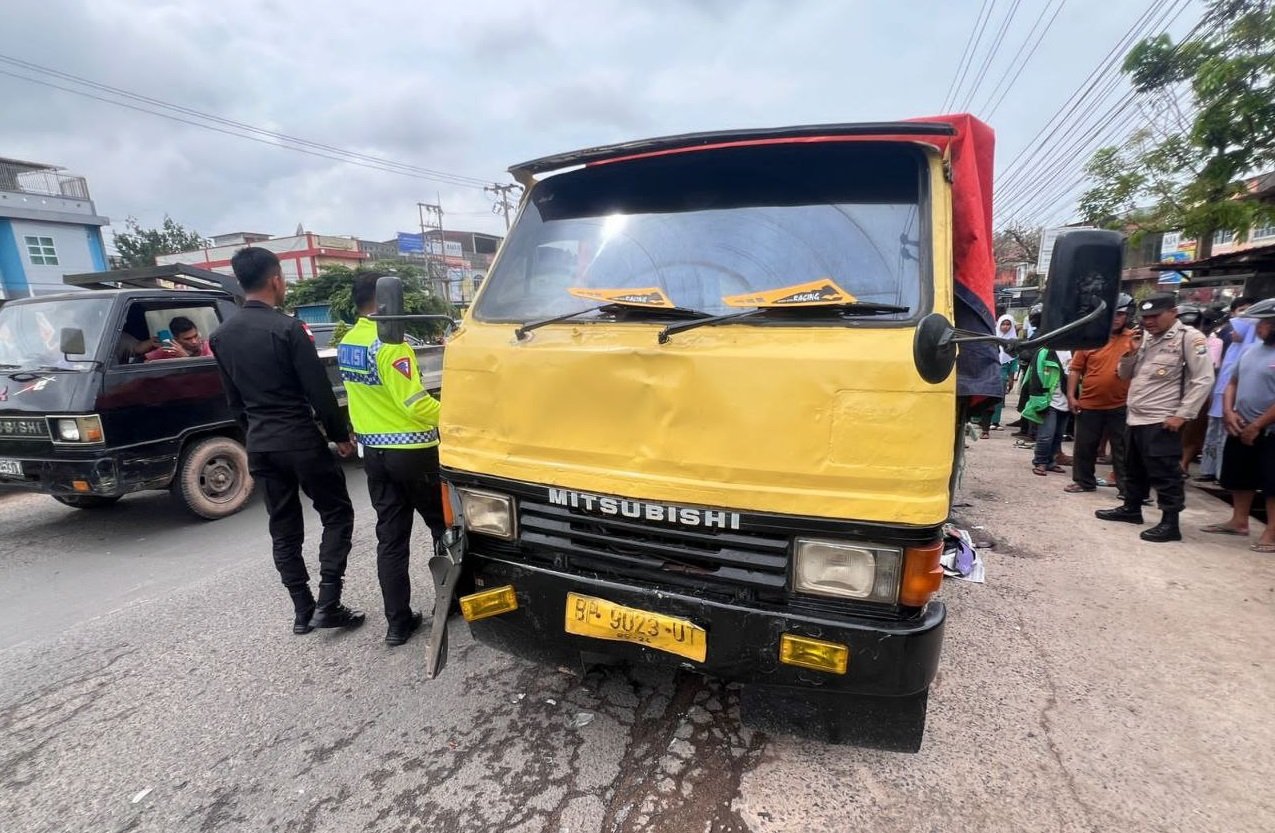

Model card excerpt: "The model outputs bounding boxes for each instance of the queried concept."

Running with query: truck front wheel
[52,494,122,509]
[174,436,254,520]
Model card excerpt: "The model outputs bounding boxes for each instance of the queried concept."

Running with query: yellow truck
[392,116,1120,751]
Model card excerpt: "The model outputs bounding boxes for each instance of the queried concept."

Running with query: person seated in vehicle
[145,316,214,361]
[116,332,159,364]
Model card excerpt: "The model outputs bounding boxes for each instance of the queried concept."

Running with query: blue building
[0,157,109,300]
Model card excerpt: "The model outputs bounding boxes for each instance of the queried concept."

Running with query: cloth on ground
[941,523,987,583]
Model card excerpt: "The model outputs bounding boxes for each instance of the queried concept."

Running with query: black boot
[1095,504,1144,525]
[385,610,423,647]
[289,586,316,635]
[1140,512,1182,543]
[309,581,366,630]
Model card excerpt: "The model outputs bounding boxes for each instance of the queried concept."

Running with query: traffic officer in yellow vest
[1095,292,1214,542]
[339,273,446,646]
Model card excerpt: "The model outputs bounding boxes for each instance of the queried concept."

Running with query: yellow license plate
[564,593,706,662]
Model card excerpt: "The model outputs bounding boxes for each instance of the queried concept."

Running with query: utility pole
[484,182,521,231]
[417,200,446,301]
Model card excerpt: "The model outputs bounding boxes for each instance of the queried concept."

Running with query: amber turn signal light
[899,540,944,607]
[440,482,455,528]
[459,585,518,622]
[779,633,849,675]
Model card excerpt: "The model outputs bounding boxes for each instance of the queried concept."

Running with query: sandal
[1201,523,1248,536]
[1032,465,1048,476]
[1064,483,1095,493]
[1047,465,1066,473]
[1096,477,1116,488]
[1251,542,1275,553]
[981,431,990,439]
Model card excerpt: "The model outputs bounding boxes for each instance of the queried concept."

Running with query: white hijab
[996,314,1018,364]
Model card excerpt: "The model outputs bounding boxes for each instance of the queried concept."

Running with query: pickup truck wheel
[175,436,253,520]
[52,494,122,509]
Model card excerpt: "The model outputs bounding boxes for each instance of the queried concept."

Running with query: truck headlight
[793,539,902,603]
[51,415,105,444]
[456,488,516,540]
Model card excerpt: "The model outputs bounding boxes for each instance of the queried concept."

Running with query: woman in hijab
[990,314,1019,430]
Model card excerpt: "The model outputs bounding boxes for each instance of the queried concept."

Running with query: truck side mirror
[60,327,86,356]
[1038,229,1123,351]
[375,275,406,345]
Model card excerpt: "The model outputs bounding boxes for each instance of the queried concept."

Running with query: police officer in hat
[210,247,364,633]
[1095,292,1215,541]
[338,272,446,647]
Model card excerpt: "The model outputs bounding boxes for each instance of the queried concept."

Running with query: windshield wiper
[515,303,710,341]
[658,301,910,343]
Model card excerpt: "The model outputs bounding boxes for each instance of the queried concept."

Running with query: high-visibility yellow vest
[337,318,440,449]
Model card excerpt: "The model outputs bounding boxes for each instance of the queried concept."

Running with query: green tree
[1078,0,1275,257]
[112,216,207,267]
[285,262,457,338]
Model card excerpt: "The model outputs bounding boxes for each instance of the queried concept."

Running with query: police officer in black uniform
[210,247,364,633]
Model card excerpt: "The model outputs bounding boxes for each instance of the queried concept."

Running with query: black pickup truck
[0,265,442,518]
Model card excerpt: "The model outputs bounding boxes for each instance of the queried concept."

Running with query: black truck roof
[60,264,243,298]
[508,121,957,180]
[5,287,232,306]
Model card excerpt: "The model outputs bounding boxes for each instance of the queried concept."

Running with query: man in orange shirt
[1064,294,1136,494]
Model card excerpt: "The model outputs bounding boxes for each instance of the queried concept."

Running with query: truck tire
[174,436,253,520]
[52,494,122,509]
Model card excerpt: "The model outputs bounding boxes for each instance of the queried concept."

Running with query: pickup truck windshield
[475,143,926,324]
[0,297,112,370]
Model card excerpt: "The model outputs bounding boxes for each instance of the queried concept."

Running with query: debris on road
[130,787,153,804]
[941,523,987,584]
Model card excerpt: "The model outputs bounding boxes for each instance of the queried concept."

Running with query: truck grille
[515,498,789,598]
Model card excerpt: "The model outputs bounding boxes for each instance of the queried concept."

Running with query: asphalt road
[1,441,1272,833]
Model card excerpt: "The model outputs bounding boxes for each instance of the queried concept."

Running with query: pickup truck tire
[175,436,253,520]
[52,494,122,509]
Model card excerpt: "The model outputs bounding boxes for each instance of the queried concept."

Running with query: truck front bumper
[0,454,167,497]
[464,553,944,698]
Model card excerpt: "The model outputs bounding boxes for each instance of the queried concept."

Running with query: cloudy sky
[2,0,1201,247]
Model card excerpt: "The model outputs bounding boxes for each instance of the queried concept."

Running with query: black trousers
[1073,407,1128,492]
[248,446,355,591]
[364,446,446,626]
[1124,424,1185,513]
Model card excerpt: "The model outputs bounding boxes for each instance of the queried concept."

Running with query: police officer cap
[1137,292,1176,314]
[1237,297,1275,319]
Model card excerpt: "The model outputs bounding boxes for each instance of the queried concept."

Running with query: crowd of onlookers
[977,293,1275,552]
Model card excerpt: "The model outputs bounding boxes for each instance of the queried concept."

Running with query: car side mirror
[375,275,406,345]
[60,327,86,356]
[1038,229,1123,350]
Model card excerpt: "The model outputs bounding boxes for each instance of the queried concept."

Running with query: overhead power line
[993,0,1179,197]
[999,0,1207,225]
[979,0,1067,119]
[941,0,997,112]
[0,53,493,190]
[959,0,1025,111]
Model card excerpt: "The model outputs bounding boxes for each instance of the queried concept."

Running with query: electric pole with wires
[484,182,522,231]
[418,200,447,300]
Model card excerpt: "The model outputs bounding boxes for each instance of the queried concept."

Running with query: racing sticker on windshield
[723,278,858,308]
[568,287,675,308]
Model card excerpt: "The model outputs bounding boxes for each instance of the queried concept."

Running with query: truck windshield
[475,143,927,324]
[0,297,112,370]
